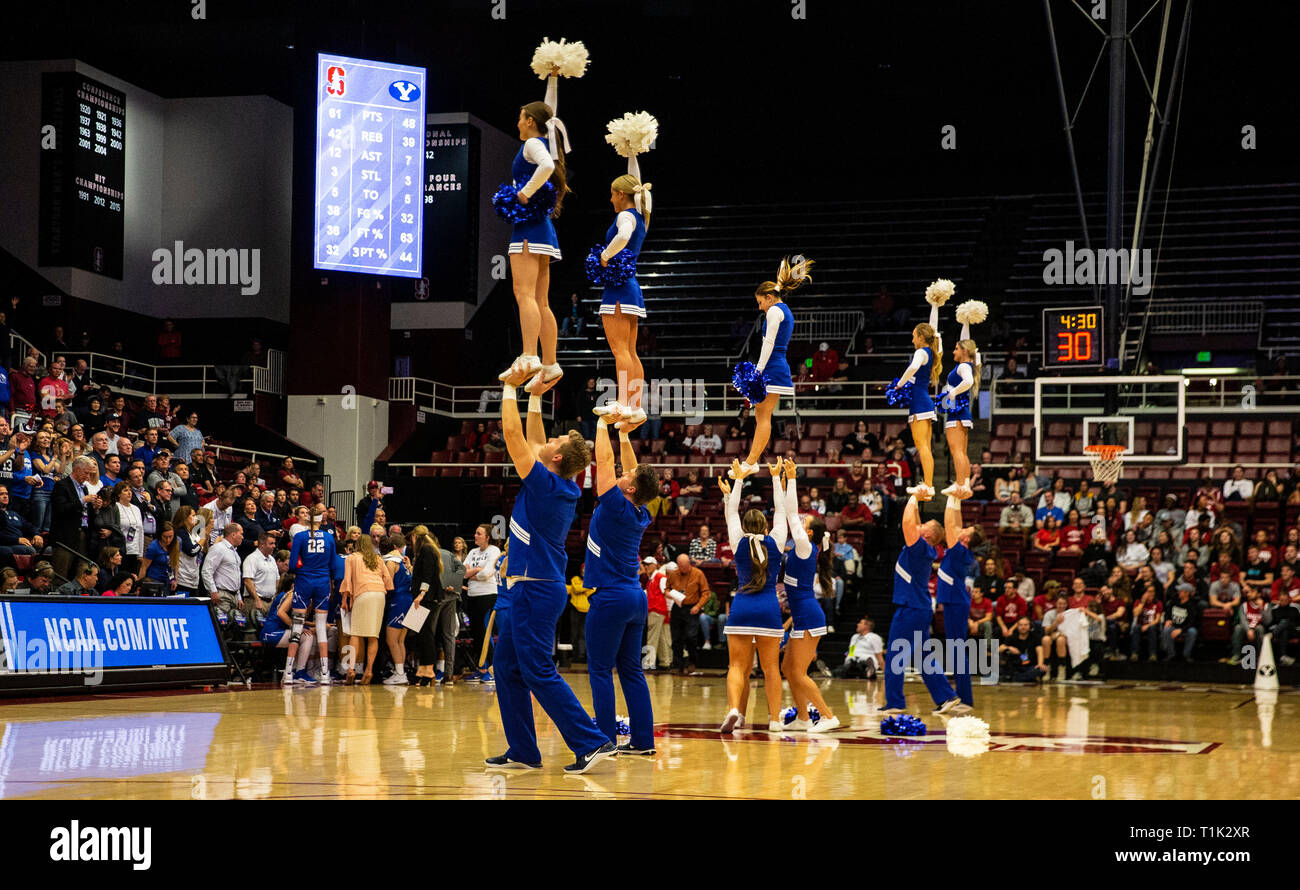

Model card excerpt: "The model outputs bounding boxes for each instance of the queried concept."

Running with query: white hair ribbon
[633,181,653,215]
[546,115,571,160]
[822,531,831,550]
[747,534,767,565]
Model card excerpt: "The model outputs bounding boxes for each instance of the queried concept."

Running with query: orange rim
[1083,444,1126,459]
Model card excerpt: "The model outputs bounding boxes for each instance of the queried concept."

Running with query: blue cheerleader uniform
[884,536,957,711]
[905,347,936,422]
[936,540,976,706]
[598,208,647,318]
[384,553,414,629]
[761,302,795,396]
[507,136,561,260]
[783,545,829,639]
[942,362,974,429]
[724,536,786,637]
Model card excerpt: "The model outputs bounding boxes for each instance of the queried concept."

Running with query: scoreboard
[1043,306,1104,369]
[314,53,427,278]
[38,73,126,278]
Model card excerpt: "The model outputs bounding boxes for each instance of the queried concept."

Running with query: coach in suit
[51,456,102,580]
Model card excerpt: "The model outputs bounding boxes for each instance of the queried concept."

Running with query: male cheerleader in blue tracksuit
[883,495,964,715]
[487,369,616,774]
[583,408,658,755]
[935,493,979,712]
[284,507,338,685]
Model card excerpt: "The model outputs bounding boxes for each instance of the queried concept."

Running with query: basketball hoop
[1084,444,1126,484]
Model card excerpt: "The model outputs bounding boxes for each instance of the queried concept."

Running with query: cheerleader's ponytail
[611,174,652,227]
[756,255,815,298]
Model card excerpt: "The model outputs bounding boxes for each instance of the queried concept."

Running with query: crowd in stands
[952,458,1300,678]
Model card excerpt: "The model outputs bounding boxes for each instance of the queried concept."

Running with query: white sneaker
[719,708,744,734]
[933,697,962,716]
[280,673,296,687]
[383,673,408,685]
[727,461,758,480]
[702,641,712,651]
[318,670,332,686]
[950,703,974,715]
[614,407,647,428]
[808,715,841,733]
[593,401,624,417]
[767,721,786,732]
[526,362,564,394]
[498,353,541,382]
[785,718,812,731]
[940,483,961,497]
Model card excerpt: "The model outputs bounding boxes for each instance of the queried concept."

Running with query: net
[1084,444,1126,484]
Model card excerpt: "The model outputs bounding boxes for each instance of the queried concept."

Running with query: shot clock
[1042,306,1104,368]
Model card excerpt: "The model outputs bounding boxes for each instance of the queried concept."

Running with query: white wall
[0,59,291,322]
[286,394,390,498]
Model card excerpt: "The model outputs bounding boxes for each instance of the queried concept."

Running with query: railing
[1146,300,1266,335]
[388,460,882,479]
[733,309,866,363]
[207,442,320,473]
[388,377,558,419]
[8,332,46,368]
[991,374,1300,415]
[253,349,286,396]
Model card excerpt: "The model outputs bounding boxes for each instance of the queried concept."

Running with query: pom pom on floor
[531,37,590,79]
[943,714,990,758]
[605,111,659,158]
[884,378,915,408]
[616,716,631,738]
[955,299,988,326]
[490,181,556,224]
[732,362,769,404]
[584,245,637,286]
[782,705,820,725]
[881,714,926,736]
[925,278,955,307]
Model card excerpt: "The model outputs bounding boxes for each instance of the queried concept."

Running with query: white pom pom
[944,715,991,758]
[530,37,590,80]
[955,299,989,326]
[924,278,955,307]
[605,111,659,158]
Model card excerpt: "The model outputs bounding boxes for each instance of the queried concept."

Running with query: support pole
[1105,0,1127,372]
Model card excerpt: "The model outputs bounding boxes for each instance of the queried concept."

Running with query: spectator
[95,482,144,574]
[648,470,678,519]
[1208,569,1242,612]
[0,484,42,564]
[138,522,178,594]
[839,493,872,529]
[559,293,585,336]
[1179,528,1209,570]
[667,553,709,675]
[1073,480,1096,518]
[354,481,384,529]
[1271,564,1300,603]
[688,523,718,564]
[881,450,910,493]
[1222,465,1253,502]
[38,357,72,419]
[1097,585,1128,658]
[973,557,1003,601]
[689,424,722,457]
[1123,588,1160,661]
[9,356,37,414]
[157,319,182,361]
[1209,551,1241,586]
[1057,509,1085,555]
[840,421,878,458]
[1159,585,1200,662]
[277,458,306,490]
[675,470,704,516]
[999,616,1046,681]
[1242,545,1273,597]
[1116,529,1149,572]
[1039,594,1072,679]
[642,557,673,671]
[995,579,1030,637]
[810,341,838,381]
[1226,587,1268,665]
[1264,592,1300,667]
[16,562,55,595]
[825,477,851,514]
[172,411,206,462]
[967,463,991,500]
[1183,494,1218,534]
[1148,545,1175,587]
[50,456,101,579]
[57,561,100,596]
[698,588,728,649]
[565,565,593,664]
[1036,477,1072,515]
[1281,544,1299,576]
[1032,516,1061,553]
[1034,492,1065,529]
[999,492,1033,533]
[835,616,883,678]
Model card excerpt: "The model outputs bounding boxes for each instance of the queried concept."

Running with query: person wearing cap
[102,413,126,455]
[642,556,672,670]
[811,341,838,382]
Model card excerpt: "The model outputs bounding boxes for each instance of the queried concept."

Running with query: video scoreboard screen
[314,53,427,278]
[1043,306,1104,369]
[38,73,126,279]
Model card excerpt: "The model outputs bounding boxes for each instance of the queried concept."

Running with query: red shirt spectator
[811,344,839,381]
[158,320,182,360]
[995,592,1029,628]
[1209,560,1240,583]
[1270,568,1300,603]
[968,592,994,623]
[1032,593,1055,621]
[645,569,669,617]
[1068,591,1093,610]
[1060,524,1086,551]
[9,358,37,412]
[839,497,873,527]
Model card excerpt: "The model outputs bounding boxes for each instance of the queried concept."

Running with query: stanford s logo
[326,66,346,97]
[389,80,420,102]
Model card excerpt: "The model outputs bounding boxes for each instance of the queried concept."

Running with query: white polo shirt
[242,549,280,600]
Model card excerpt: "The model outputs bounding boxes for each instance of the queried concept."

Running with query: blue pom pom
[885,377,915,408]
[881,714,927,736]
[731,361,769,404]
[584,245,638,286]
[938,392,970,415]
[808,705,820,723]
[491,180,556,224]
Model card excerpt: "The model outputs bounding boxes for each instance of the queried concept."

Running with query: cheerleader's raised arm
[940,299,987,498]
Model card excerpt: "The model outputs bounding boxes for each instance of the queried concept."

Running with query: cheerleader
[892,321,942,500]
[777,458,840,733]
[594,175,652,418]
[718,459,789,733]
[731,257,814,479]
[935,491,979,711]
[497,100,571,395]
[940,301,986,497]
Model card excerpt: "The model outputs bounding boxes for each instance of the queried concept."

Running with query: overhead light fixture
[1181,367,1246,376]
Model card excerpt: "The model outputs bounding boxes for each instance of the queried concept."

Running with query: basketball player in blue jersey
[882,495,964,715]
[487,368,616,774]
[935,492,980,712]
[284,506,337,685]
[583,407,658,754]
